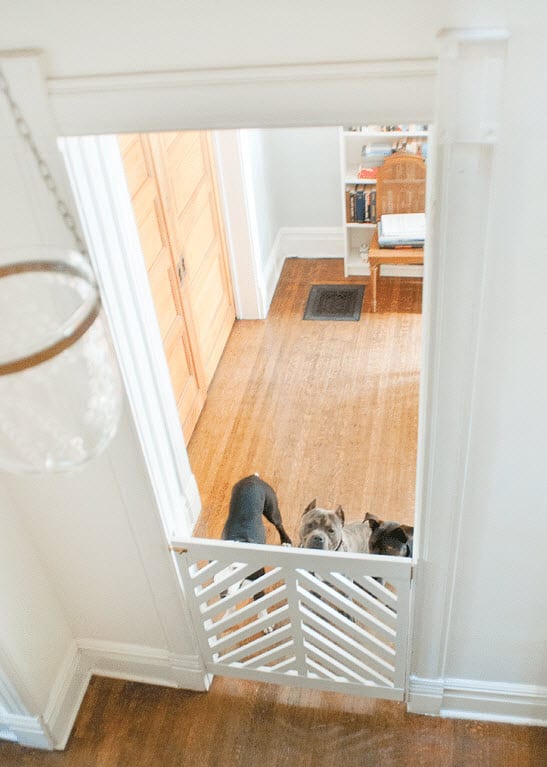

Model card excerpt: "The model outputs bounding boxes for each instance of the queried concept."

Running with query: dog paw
[282,542,292,547]
[263,625,274,634]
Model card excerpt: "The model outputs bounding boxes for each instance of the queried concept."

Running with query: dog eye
[328,527,335,534]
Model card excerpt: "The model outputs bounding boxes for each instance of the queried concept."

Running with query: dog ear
[304,499,317,514]
[335,505,345,524]
[364,512,381,530]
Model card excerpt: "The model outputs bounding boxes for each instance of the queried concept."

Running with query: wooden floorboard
[190,258,421,543]
[1,675,544,765]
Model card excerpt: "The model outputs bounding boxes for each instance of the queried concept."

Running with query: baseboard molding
[407,675,444,716]
[262,229,286,315]
[78,640,210,691]
[8,641,210,751]
[43,642,90,750]
[408,676,547,726]
[279,227,345,260]
[441,678,547,726]
[0,712,54,750]
[0,643,85,751]
[274,226,424,276]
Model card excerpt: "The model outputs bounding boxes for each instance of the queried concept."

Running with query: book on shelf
[369,190,376,223]
[355,186,366,223]
[344,124,428,133]
[345,186,377,224]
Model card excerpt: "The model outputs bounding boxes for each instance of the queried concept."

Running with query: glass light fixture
[0,71,122,474]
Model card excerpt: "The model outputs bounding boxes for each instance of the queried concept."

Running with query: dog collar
[334,539,343,551]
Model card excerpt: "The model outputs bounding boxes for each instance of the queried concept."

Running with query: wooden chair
[368,152,426,311]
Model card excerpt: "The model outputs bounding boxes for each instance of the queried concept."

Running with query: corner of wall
[77,640,210,694]
[42,642,90,750]
[7,639,210,752]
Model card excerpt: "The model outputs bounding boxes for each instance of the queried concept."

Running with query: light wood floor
[2,263,544,765]
[190,257,421,543]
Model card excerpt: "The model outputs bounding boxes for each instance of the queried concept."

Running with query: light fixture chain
[0,69,88,257]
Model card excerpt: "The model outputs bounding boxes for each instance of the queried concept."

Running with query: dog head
[298,499,346,550]
[364,513,413,557]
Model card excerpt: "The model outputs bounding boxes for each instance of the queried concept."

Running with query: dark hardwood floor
[3,261,543,765]
[0,675,544,766]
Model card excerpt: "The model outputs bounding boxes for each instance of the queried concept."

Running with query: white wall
[0,486,74,715]
[2,405,196,651]
[261,127,342,228]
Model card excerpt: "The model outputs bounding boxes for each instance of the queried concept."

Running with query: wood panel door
[149,131,235,387]
[118,133,208,443]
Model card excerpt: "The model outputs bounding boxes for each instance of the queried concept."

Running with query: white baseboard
[43,643,90,750]
[78,640,210,692]
[441,678,547,726]
[262,228,286,315]
[408,676,547,726]
[3,641,210,751]
[0,712,54,750]
[407,675,444,716]
[279,227,346,260]
[273,226,423,276]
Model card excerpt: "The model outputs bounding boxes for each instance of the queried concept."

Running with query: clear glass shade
[0,247,122,474]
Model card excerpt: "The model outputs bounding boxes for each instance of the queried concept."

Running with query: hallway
[189,258,422,542]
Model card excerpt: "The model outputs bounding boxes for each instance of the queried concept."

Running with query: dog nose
[308,534,326,549]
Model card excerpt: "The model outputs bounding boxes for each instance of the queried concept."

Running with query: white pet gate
[172,539,413,701]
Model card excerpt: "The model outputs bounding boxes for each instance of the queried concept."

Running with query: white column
[409,28,509,714]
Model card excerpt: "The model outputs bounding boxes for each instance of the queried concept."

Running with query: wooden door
[149,131,235,387]
[119,133,208,443]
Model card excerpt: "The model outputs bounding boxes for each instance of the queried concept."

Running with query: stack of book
[346,186,377,223]
[378,213,425,248]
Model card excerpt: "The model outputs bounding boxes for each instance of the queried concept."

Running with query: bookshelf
[339,125,429,276]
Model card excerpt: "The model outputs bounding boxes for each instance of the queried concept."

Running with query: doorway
[61,123,431,704]
[110,125,423,546]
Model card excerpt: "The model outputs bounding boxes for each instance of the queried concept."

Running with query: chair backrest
[376,152,426,219]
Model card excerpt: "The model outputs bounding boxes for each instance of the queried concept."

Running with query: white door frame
[1,33,509,716]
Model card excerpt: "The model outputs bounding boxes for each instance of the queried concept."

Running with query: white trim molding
[41,644,88,750]
[47,58,437,137]
[212,130,264,319]
[78,640,210,692]
[278,227,345,260]
[60,133,201,541]
[0,713,54,751]
[408,677,547,726]
[274,226,423,276]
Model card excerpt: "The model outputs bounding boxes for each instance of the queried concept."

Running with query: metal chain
[0,69,88,256]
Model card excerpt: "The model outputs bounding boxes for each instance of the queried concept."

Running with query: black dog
[219,474,291,603]
[222,474,292,545]
[364,512,413,557]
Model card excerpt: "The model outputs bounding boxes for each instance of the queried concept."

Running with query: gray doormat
[303,284,365,321]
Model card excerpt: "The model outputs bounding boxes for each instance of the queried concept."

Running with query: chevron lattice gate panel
[172,539,412,701]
